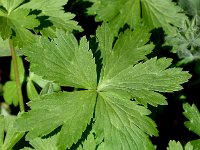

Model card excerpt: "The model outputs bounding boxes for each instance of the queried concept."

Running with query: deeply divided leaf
[16,24,191,150]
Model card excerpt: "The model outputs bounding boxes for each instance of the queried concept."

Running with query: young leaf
[24,30,97,89]
[183,103,200,136]
[86,0,187,35]
[0,0,40,47]
[15,91,97,149]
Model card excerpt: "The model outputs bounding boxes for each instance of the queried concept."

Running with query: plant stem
[9,39,25,112]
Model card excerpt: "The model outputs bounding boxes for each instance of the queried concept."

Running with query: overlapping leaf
[21,0,82,37]
[0,0,82,47]
[86,0,187,35]
[0,0,39,46]
[15,24,191,150]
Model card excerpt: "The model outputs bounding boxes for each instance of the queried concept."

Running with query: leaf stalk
[9,39,25,112]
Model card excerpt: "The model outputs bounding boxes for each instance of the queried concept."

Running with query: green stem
[9,39,25,112]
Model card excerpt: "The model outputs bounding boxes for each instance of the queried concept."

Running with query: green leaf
[40,82,55,96]
[190,139,200,150]
[15,91,97,149]
[87,0,187,35]
[97,23,154,81]
[21,0,82,34]
[29,72,60,91]
[0,0,24,13]
[141,0,186,35]
[23,135,58,150]
[94,91,157,149]
[24,30,97,89]
[0,115,24,150]
[17,24,191,150]
[96,23,114,69]
[98,57,191,106]
[183,103,200,136]
[3,81,19,106]
[26,79,39,101]
[77,133,97,150]
[167,141,183,150]
[0,1,40,47]
[167,140,194,150]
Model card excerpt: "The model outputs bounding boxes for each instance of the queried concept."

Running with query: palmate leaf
[15,24,191,150]
[86,0,187,35]
[0,0,39,47]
